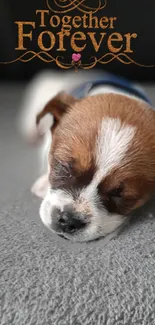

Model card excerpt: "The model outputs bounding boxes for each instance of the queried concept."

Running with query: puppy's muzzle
[52,205,88,234]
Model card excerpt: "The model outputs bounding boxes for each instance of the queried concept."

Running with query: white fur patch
[37,113,53,136]
[89,85,125,97]
[40,188,74,228]
[31,174,49,199]
[96,117,136,178]
[82,117,136,196]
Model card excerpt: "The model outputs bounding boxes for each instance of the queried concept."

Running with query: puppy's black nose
[58,207,85,233]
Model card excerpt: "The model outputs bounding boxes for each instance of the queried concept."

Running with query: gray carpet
[1,83,155,325]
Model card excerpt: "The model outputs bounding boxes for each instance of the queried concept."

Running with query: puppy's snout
[56,206,86,234]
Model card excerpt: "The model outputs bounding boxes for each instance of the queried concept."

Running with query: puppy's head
[38,92,155,242]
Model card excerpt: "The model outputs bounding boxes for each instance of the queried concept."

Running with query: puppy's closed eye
[50,159,74,189]
[52,159,73,177]
[57,161,72,177]
[97,182,125,214]
[97,183,123,199]
[107,186,124,199]
[51,157,95,190]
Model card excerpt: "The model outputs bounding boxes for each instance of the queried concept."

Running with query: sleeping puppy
[20,70,155,242]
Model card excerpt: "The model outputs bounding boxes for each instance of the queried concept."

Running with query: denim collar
[71,73,151,106]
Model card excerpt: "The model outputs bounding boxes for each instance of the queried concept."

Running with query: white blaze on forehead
[81,117,136,198]
[96,117,136,179]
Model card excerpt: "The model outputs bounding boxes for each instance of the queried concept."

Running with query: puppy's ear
[24,91,77,145]
[36,91,76,133]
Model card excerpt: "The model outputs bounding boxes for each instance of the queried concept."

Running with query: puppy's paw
[31,174,49,199]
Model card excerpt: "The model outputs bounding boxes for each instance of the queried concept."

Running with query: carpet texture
[0,83,155,325]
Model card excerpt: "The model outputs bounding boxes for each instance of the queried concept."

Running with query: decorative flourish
[96,53,155,67]
[46,0,107,14]
[0,51,56,64]
[1,52,155,71]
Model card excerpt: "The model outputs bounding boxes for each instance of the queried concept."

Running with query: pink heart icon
[72,53,81,62]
